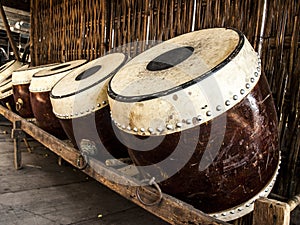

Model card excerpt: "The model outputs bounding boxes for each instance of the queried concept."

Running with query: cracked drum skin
[108,28,280,220]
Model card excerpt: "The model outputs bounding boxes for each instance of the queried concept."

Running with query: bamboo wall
[30,0,299,223]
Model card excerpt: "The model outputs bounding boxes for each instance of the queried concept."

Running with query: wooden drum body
[12,63,59,118]
[50,53,129,160]
[108,28,280,221]
[29,60,86,138]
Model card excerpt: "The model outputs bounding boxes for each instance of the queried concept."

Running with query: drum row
[0,28,280,221]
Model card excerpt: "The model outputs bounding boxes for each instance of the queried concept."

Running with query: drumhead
[108,28,261,135]
[0,78,13,99]
[50,53,128,119]
[29,60,87,92]
[110,28,242,97]
[12,63,59,85]
[0,60,23,84]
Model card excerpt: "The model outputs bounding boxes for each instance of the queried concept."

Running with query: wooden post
[11,120,25,170]
[0,2,21,61]
[253,197,291,225]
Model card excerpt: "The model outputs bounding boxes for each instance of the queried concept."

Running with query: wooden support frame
[0,105,230,225]
[1,105,299,225]
[253,195,300,225]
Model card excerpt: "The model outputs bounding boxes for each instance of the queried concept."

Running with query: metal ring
[16,98,23,112]
[76,153,88,170]
[136,177,163,206]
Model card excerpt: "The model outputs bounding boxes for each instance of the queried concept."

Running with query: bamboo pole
[0,2,21,61]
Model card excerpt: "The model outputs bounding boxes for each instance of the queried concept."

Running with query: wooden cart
[0,105,298,225]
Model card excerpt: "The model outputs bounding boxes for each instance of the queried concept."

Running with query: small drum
[0,78,15,111]
[29,60,87,138]
[0,60,23,83]
[108,28,280,220]
[50,53,129,160]
[12,63,59,118]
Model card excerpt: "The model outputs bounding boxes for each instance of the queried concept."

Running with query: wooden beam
[0,2,20,61]
[253,197,290,225]
[0,104,230,225]
[288,194,300,211]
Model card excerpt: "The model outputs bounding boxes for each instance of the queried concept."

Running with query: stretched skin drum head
[0,60,23,84]
[0,78,15,111]
[50,53,129,160]
[30,60,87,92]
[108,28,280,221]
[12,63,59,85]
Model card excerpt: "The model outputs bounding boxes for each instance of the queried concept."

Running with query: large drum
[12,63,59,118]
[108,28,280,220]
[50,53,129,160]
[29,60,86,138]
[0,78,16,112]
[0,60,23,83]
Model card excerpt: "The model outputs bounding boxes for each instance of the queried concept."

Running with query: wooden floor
[0,119,168,225]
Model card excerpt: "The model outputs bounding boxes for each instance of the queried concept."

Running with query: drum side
[116,74,279,213]
[59,106,128,160]
[12,84,34,118]
[30,91,67,139]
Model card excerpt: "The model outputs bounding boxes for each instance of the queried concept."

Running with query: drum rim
[14,62,59,72]
[32,60,87,78]
[50,53,129,99]
[108,27,244,103]
[0,60,16,73]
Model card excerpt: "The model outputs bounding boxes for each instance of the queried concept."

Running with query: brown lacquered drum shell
[12,84,33,118]
[30,91,66,138]
[59,106,128,160]
[114,74,279,213]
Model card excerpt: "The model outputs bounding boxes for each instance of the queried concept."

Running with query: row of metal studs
[12,80,31,85]
[112,57,261,135]
[55,100,108,119]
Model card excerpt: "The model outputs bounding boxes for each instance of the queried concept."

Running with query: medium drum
[0,60,23,83]
[108,28,280,220]
[50,53,129,160]
[12,63,59,118]
[29,60,87,138]
[0,78,16,112]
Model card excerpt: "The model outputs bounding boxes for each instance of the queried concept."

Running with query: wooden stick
[0,2,21,61]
